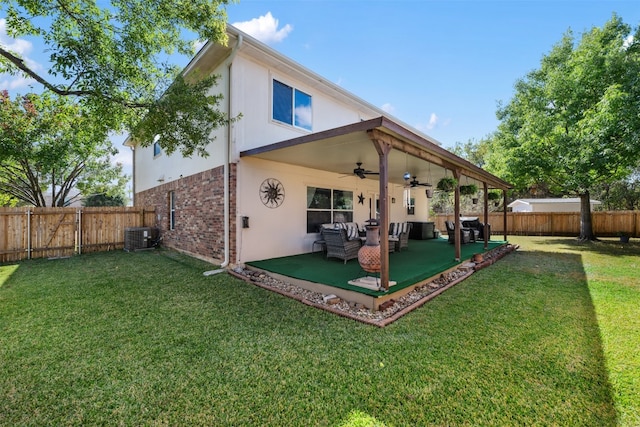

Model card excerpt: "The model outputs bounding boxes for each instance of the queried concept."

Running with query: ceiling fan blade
[408,176,433,187]
[352,162,378,178]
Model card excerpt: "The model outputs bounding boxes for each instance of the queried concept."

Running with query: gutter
[220,33,243,268]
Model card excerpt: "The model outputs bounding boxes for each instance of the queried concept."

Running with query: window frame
[168,191,175,230]
[153,134,162,158]
[306,186,353,233]
[272,78,312,131]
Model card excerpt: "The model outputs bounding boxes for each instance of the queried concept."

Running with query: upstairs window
[272,79,312,131]
[153,134,162,157]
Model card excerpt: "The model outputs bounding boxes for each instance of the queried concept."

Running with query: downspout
[220,33,243,268]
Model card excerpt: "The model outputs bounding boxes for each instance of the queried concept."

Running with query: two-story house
[126,25,510,291]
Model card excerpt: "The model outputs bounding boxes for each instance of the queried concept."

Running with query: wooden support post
[369,131,392,291]
[503,190,508,241]
[483,182,489,249]
[453,168,461,262]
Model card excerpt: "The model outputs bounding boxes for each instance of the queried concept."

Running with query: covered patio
[245,236,510,311]
[241,116,513,294]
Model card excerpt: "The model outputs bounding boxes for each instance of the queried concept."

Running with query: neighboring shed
[508,198,601,213]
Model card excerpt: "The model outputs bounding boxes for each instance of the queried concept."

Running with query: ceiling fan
[350,162,379,179]
[404,174,432,188]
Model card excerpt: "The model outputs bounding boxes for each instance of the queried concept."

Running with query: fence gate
[30,208,79,260]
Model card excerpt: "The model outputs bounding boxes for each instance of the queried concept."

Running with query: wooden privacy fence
[0,207,156,263]
[434,211,640,238]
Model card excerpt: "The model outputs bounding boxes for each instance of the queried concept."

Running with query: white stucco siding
[230,55,377,158]
[236,157,427,263]
[134,66,231,193]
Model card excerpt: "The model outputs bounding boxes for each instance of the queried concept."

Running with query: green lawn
[1,237,638,426]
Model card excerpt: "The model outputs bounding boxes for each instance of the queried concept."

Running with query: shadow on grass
[492,244,618,425]
[535,236,640,257]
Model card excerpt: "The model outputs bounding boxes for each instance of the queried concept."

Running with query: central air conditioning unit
[124,227,155,251]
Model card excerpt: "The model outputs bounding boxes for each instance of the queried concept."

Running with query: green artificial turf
[1,238,637,426]
[248,237,505,296]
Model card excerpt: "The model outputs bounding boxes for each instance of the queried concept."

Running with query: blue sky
[2,0,639,173]
[226,0,640,148]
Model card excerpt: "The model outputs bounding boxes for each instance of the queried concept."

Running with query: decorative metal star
[358,192,365,205]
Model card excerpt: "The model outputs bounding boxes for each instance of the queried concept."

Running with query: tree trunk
[579,192,596,241]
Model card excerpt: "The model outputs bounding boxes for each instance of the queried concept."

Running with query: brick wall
[135,164,237,263]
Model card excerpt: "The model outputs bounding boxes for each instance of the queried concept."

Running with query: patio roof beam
[368,129,506,190]
[368,129,457,171]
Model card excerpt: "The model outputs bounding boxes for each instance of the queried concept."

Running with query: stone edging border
[227,243,519,327]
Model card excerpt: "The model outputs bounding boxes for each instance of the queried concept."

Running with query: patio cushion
[346,224,359,240]
[335,222,361,241]
[390,222,410,237]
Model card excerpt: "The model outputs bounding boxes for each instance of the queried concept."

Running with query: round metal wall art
[259,178,285,208]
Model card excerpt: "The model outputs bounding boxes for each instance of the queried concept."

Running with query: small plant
[487,191,501,201]
[436,177,457,192]
[459,184,478,196]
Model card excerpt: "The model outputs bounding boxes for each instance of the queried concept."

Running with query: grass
[0,237,638,426]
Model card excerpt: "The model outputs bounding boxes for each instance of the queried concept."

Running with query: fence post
[26,208,32,260]
[77,208,82,255]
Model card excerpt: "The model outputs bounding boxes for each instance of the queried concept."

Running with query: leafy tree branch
[1,0,234,156]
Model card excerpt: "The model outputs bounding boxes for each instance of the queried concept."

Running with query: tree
[83,193,126,207]
[593,168,640,210]
[450,138,489,168]
[485,15,640,240]
[0,90,126,206]
[0,0,233,157]
[0,192,19,206]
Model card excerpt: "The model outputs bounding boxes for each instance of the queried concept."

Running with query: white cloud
[232,12,293,44]
[0,75,34,90]
[295,105,312,129]
[415,112,451,134]
[623,34,634,49]
[0,18,40,91]
[0,19,32,56]
[426,112,439,130]
[381,103,395,114]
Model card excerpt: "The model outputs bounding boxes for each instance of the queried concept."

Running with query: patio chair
[311,223,333,254]
[445,220,472,244]
[461,218,490,240]
[389,222,412,251]
[312,229,326,254]
[323,228,362,264]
